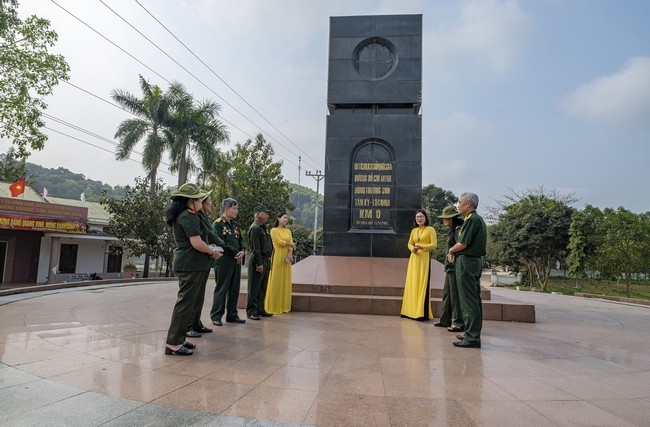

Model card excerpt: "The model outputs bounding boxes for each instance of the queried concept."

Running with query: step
[236,292,535,322]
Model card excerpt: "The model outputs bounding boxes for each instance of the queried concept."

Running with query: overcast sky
[3,0,649,213]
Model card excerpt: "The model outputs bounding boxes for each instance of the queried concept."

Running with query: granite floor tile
[303,391,390,427]
[2,390,142,427]
[152,377,254,414]
[587,398,650,426]
[0,378,84,419]
[221,385,318,425]
[524,400,637,426]
[204,360,281,385]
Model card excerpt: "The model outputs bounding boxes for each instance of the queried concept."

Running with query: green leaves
[0,0,70,158]
[100,177,174,275]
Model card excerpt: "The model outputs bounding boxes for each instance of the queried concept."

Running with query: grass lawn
[502,276,650,301]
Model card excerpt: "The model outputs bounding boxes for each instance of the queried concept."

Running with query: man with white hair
[447,192,487,348]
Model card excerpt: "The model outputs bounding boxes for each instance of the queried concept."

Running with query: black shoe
[197,326,213,333]
[165,345,193,356]
[247,314,260,320]
[434,322,450,328]
[453,340,481,348]
[447,326,464,332]
[186,330,201,338]
[226,318,246,324]
[456,334,465,340]
[212,319,223,326]
[259,312,273,317]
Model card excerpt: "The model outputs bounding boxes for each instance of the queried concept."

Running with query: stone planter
[123,267,137,279]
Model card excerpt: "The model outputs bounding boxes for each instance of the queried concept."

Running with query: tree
[227,133,294,238]
[288,183,323,229]
[100,177,174,278]
[567,205,605,279]
[490,188,575,291]
[422,184,457,217]
[0,0,70,159]
[167,83,229,186]
[111,75,174,189]
[0,147,35,184]
[597,208,650,298]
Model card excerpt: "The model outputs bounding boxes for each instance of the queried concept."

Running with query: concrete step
[236,292,535,322]
[293,282,492,300]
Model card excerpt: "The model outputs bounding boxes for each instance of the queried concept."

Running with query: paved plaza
[1,280,650,426]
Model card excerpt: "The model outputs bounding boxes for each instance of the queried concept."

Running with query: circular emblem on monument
[352,37,399,81]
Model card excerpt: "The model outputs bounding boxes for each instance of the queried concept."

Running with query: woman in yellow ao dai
[401,209,437,320]
[265,212,297,314]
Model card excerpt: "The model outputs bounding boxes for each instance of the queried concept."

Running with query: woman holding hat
[401,209,437,321]
[164,183,222,356]
[434,205,465,332]
[265,211,296,314]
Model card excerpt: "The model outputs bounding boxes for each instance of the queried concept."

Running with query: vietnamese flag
[9,177,26,197]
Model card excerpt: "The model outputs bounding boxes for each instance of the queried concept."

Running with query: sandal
[164,345,193,356]
[183,341,196,349]
[447,326,464,332]
[434,322,450,327]
[197,326,213,333]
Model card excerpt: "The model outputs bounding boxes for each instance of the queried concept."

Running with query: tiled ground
[1,281,650,426]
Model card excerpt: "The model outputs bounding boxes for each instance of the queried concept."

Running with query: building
[0,181,140,285]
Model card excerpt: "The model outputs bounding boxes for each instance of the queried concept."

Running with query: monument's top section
[328,15,422,107]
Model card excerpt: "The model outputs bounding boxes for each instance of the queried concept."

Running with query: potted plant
[123,262,137,279]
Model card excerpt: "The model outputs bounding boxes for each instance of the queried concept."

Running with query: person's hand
[234,251,245,260]
[256,264,263,273]
[289,242,297,250]
[211,248,223,259]
[447,252,455,263]
[285,255,293,264]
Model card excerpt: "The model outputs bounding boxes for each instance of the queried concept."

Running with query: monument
[322,14,423,258]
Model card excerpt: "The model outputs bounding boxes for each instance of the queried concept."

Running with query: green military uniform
[187,211,226,333]
[247,219,273,317]
[454,210,487,345]
[440,225,464,329]
[210,215,244,322]
[166,208,212,345]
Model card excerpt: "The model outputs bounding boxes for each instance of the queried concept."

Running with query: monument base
[237,256,535,322]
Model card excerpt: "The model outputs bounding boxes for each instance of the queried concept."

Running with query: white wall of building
[37,236,106,283]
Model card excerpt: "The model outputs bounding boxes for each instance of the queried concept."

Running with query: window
[59,244,78,274]
[107,246,122,273]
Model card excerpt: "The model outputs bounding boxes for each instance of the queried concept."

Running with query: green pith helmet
[438,205,459,218]
[170,183,209,200]
[254,205,270,214]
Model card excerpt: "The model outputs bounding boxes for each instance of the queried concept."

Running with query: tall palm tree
[111,75,173,279]
[167,83,229,186]
[111,75,173,189]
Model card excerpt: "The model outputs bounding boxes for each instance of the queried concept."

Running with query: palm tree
[111,75,173,279]
[166,83,229,186]
[111,75,173,189]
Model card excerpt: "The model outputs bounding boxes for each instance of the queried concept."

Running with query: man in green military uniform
[210,198,246,326]
[246,205,274,320]
[447,192,487,348]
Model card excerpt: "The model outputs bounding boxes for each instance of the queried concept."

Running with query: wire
[43,125,175,177]
[41,112,174,170]
[98,0,312,171]
[57,81,300,169]
[135,0,323,169]
[51,0,170,84]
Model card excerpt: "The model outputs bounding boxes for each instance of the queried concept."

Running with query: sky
[2,0,649,213]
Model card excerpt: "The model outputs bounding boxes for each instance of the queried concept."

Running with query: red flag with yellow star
[9,177,26,197]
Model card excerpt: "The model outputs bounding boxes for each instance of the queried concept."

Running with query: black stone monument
[322,15,422,258]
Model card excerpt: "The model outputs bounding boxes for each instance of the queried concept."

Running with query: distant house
[0,181,140,285]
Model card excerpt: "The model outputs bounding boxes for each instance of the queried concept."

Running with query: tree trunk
[143,253,150,278]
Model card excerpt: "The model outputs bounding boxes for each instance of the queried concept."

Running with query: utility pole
[305,170,325,255]
[297,156,301,209]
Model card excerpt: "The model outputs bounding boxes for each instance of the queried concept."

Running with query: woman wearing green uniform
[434,205,465,332]
[165,183,222,356]
[186,194,226,338]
